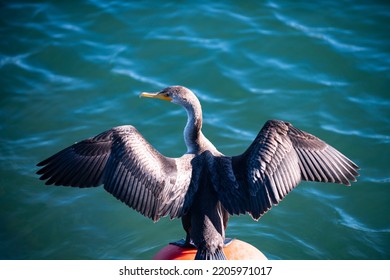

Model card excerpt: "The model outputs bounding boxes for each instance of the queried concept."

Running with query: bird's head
[140,86,197,107]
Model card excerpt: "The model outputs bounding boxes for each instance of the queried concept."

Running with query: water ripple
[6,2,50,17]
[0,53,30,68]
[148,33,230,52]
[334,206,390,234]
[274,13,367,52]
[111,68,166,88]
[321,124,390,144]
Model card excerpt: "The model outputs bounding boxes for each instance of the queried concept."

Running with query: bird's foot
[169,238,196,249]
[170,237,234,249]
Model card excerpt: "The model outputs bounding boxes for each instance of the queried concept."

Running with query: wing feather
[36,125,194,221]
[215,120,359,220]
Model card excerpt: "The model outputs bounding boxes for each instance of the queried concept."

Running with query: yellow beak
[139,92,172,102]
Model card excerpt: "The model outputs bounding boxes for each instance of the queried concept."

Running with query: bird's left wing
[37,125,194,221]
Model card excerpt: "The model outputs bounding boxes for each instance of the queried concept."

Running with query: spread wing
[214,120,359,220]
[37,125,194,221]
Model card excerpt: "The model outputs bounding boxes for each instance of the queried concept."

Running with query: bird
[36,85,359,260]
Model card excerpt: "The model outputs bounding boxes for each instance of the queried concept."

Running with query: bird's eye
[164,93,169,97]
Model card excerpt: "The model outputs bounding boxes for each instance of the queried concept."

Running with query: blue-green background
[1,1,389,260]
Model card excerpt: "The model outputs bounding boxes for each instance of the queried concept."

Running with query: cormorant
[37,86,359,260]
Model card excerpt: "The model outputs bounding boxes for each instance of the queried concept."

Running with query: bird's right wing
[213,120,359,220]
[37,125,194,221]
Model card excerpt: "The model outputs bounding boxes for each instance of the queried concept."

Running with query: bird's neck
[183,99,213,154]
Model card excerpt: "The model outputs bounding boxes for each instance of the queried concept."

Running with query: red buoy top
[153,239,267,260]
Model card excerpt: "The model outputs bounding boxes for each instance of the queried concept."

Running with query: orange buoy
[153,239,267,260]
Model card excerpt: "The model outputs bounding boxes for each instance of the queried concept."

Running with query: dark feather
[37,125,195,221]
[214,120,359,220]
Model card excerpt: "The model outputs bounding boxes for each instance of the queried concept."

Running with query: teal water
[1,1,389,260]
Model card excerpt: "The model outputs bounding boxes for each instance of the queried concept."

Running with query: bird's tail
[194,246,227,260]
